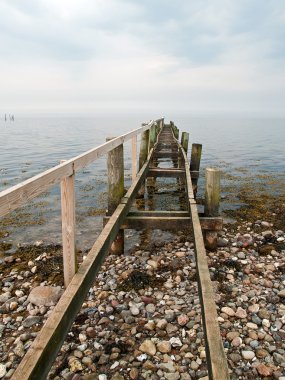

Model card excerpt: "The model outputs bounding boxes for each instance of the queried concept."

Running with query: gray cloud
[0,0,285,115]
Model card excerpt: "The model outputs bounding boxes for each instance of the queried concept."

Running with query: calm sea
[1,115,284,249]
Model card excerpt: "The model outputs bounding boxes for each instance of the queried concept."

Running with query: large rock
[28,286,63,306]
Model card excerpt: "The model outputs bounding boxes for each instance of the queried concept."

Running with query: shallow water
[1,115,284,248]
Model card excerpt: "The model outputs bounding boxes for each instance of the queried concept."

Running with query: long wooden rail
[0,119,229,379]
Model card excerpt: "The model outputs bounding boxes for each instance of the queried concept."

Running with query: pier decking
[0,119,229,379]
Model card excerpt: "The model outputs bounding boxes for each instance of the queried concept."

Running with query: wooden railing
[0,118,164,287]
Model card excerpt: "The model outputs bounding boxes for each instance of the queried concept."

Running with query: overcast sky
[0,0,285,116]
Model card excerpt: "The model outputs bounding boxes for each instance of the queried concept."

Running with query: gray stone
[241,350,255,360]
[28,286,63,306]
[22,315,41,327]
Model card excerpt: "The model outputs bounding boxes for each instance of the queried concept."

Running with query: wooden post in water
[60,161,77,288]
[137,129,150,198]
[204,168,221,250]
[106,137,124,255]
[181,132,189,154]
[131,136,137,182]
[190,143,202,198]
[146,123,157,194]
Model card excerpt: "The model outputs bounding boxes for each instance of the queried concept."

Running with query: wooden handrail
[0,119,163,217]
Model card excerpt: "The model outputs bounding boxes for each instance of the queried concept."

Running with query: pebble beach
[1,206,285,379]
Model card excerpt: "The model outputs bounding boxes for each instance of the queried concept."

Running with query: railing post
[106,137,124,255]
[137,129,150,198]
[131,135,137,182]
[204,168,221,250]
[190,143,202,198]
[181,132,189,154]
[147,123,157,194]
[60,161,77,288]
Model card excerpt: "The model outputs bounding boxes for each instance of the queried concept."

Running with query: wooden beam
[147,168,185,178]
[104,215,222,231]
[11,148,154,380]
[190,203,229,380]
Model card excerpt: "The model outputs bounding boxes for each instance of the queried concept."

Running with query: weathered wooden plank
[11,148,154,380]
[147,168,185,178]
[180,141,228,378]
[0,162,73,217]
[0,119,163,218]
[60,171,77,288]
[104,215,223,231]
[190,204,229,379]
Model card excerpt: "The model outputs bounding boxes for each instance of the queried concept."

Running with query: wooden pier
[0,118,229,379]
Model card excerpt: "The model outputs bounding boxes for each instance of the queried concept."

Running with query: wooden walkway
[0,119,229,379]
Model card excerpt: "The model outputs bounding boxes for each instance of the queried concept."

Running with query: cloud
[0,0,285,115]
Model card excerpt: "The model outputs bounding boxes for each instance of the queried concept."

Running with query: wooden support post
[204,168,221,250]
[131,136,137,182]
[181,132,189,154]
[138,130,150,198]
[147,125,157,194]
[60,161,77,288]
[176,127,179,140]
[107,137,124,255]
[148,124,156,151]
[190,143,202,198]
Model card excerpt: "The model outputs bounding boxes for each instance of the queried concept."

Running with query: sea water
[0,115,284,248]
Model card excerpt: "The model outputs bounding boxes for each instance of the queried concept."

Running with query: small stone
[139,340,156,356]
[190,361,199,370]
[226,331,239,341]
[256,363,272,376]
[248,304,259,313]
[9,301,18,311]
[98,375,107,380]
[68,357,83,372]
[22,316,41,327]
[156,319,168,329]
[145,304,156,313]
[169,337,182,347]
[221,307,235,316]
[241,350,255,360]
[98,354,109,365]
[231,337,242,347]
[157,341,171,353]
[235,307,247,319]
[177,314,189,326]
[129,368,139,379]
[278,289,285,298]
[159,362,176,373]
[0,364,7,378]
[246,322,258,329]
[142,360,156,371]
[28,286,62,306]
[144,321,155,331]
[256,348,269,358]
[147,260,158,270]
[130,306,140,316]
[273,352,285,366]
[258,308,270,319]
[262,319,270,328]
[229,353,241,362]
[110,361,119,370]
